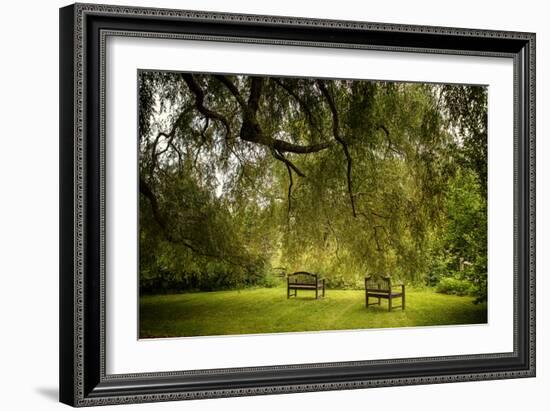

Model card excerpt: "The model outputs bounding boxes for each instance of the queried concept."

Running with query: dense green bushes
[435,277,475,296]
[427,170,487,302]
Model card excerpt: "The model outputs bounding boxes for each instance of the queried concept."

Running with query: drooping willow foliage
[138,72,487,301]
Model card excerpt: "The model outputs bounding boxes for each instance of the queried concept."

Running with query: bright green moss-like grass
[140,287,487,338]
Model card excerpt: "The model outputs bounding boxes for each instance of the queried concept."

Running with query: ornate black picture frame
[59,3,535,407]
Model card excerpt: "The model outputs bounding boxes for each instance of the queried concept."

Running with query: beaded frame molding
[59,3,535,407]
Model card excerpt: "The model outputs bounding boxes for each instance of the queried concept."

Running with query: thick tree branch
[214,75,248,108]
[140,177,166,229]
[247,77,263,114]
[181,74,232,139]
[214,75,334,154]
[318,80,357,217]
[284,160,293,224]
[271,148,305,177]
[238,77,265,145]
[273,78,320,133]
[272,139,333,154]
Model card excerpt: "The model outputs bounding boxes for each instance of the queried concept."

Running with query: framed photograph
[59,3,535,407]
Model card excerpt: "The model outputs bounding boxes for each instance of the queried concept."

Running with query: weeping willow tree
[138,71,487,298]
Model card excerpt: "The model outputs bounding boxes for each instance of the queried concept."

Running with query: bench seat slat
[289,284,320,289]
[366,292,403,298]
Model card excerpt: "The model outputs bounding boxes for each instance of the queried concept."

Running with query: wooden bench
[365,274,405,311]
[287,272,325,299]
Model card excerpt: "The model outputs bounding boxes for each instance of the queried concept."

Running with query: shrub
[436,277,475,296]
[261,272,283,288]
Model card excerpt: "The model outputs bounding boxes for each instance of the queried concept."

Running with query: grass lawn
[140,287,487,338]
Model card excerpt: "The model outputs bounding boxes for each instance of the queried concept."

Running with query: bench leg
[315,288,318,299]
[287,287,290,299]
[402,288,406,310]
[378,297,381,306]
[388,297,392,311]
[366,294,369,308]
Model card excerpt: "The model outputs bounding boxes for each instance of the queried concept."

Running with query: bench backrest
[288,271,318,284]
[365,274,392,292]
